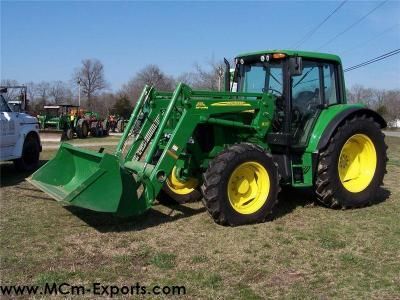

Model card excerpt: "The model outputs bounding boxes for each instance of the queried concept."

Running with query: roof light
[272,53,286,59]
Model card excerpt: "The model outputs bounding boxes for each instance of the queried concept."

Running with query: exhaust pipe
[224,58,230,92]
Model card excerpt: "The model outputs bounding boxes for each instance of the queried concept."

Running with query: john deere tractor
[38,104,90,140]
[29,50,387,226]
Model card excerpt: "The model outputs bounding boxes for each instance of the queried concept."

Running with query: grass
[0,136,399,298]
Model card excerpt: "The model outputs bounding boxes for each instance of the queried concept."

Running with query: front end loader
[28,50,387,226]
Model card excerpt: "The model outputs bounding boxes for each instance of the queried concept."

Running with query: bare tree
[347,84,375,107]
[177,59,225,91]
[49,81,73,103]
[381,89,400,124]
[120,65,175,102]
[0,79,20,102]
[73,59,108,110]
[34,81,51,103]
[93,92,117,117]
[347,84,400,124]
[25,81,36,102]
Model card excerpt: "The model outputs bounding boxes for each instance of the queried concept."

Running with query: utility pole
[217,67,224,91]
[77,78,81,107]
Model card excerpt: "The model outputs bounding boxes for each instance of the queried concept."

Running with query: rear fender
[306,105,386,154]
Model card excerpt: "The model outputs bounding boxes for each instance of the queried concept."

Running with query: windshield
[237,62,283,96]
[46,108,59,117]
[0,95,12,112]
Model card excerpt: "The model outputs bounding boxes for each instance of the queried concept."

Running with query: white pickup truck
[0,92,42,171]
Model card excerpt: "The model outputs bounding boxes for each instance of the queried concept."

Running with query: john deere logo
[211,101,251,107]
[196,102,208,109]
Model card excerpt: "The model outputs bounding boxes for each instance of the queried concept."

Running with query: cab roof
[236,49,341,64]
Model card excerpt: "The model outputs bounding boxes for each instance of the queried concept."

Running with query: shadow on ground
[272,186,391,220]
[0,160,48,187]
[65,203,206,233]
[64,186,390,232]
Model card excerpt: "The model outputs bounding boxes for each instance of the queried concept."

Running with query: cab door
[290,60,340,147]
[0,95,18,156]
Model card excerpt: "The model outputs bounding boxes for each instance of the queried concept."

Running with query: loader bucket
[28,143,149,217]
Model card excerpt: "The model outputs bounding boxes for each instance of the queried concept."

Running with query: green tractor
[38,105,90,140]
[29,50,387,226]
[83,111,109,137]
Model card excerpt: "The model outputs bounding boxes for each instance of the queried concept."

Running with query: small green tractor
[29,50,387,226]
[38,105,109,140]
[38,105,88,140]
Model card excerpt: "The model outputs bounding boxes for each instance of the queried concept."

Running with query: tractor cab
[229,50,345,148]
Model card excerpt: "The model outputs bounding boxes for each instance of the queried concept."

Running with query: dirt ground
[0,136,399,299]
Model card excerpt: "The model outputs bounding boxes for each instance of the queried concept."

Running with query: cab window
[323,63,339,105]
[291,61,322,114]
[0,95,12,112]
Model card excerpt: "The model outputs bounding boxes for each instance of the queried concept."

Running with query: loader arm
[28,83,275,217]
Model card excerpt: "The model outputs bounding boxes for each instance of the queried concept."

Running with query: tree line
[1,58,225,119]
[1,58,399,125]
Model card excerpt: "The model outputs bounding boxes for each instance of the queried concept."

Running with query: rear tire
[66,128,73,140]
[76,120,89,138]
[117,119,125,133]
[102,121,109,136]
[201,143,280,226]
[14,134,40,171]
[314,115,387,208]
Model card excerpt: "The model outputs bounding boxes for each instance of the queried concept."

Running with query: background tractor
[38,104,86,140]
[38,105,109,140]
[107,114,126,133]
[83,111,109,137]
[29,50,387,226]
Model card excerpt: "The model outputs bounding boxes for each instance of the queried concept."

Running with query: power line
[340,23,399,55]
[291,1,347,48]
[317,0,388,50]
[344,48,400,72]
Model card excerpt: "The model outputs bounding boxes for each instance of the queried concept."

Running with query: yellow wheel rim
[166,167,198,195]
[338,134,377,193]
[227,162,270,214]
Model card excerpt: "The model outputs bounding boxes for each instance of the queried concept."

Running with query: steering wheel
[305,89,320,111]
[263,87,282,96]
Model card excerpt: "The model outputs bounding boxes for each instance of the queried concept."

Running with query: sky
[1,0,400,92]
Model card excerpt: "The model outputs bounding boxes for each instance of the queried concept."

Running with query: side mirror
[289,57,303,76]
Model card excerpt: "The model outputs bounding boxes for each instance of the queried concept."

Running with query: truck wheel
[14,134,40,171]
[201,143,280,226]
[77,120,89,138]
[158,167,201,204]
[315,115,387,208]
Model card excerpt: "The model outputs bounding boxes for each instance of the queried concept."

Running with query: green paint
[28,50,382,218]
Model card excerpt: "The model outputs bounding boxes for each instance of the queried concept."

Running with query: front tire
[201,143,280,226]
[315,115,387,208]
[14,134,40,171]
[158,167,201,204]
